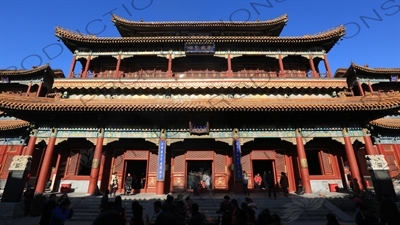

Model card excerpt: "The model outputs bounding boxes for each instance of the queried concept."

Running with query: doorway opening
[252,160,274,189]
[186,160,212,189]
[123,160,147,192]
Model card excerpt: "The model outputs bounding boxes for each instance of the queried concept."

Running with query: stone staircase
[67,192,353,224]
[69,195,159,223]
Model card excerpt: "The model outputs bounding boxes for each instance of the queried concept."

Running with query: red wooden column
[343,128,363,190]
[36,82,43,97]
[323,54,332,78]
[87,128,104,194]
[26,81,32,96]
[156,130,167,195]
[82,55,91,78]
[278,54,285,78]
[357,81,365,96]
[376,144,385,154]
[25,129,38,156]
[35,128,57,194]
[114,54,122,79]
[68,54,77,78]
[167,54,172,77]
[362,128,377,155]
[308,55,318,78]
[367,80,374,95]
[295,129,312,193]
[227,54,232,77]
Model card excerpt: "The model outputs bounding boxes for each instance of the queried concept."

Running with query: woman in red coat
[254,173,262,189]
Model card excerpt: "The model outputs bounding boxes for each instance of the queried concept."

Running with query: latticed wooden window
[66,148,94,176]
[305,149,334,176]
[76,148,94,176]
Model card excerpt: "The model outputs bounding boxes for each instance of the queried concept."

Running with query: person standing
[39,194,57,225]
[125,173,132,195]
[242,171,250,196]
[262,171,268,190]
[202,173,211,192]
[49,199,73,225]
[266,170,277,199]
[279,172,289,197]
[130,201,145,225]
[110,172,119,197]
[254,173,262,189]
[379,193,400,225]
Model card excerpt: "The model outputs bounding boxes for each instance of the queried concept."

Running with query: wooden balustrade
[70,69,333,79]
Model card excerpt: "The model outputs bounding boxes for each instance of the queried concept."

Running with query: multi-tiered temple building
[1,14,400,195]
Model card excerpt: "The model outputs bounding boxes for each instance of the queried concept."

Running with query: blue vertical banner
[233,139,243,180]
[157,139,166,181]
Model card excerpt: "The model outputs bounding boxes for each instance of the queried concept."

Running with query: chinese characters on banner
[185,44,215,53]
[157,140,166,181]
[233,139,243,180]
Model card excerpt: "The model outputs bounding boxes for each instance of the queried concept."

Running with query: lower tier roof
[370,117,400,130]
[0,119,30,131]
[51,79,348,90]
[0,93,399,112]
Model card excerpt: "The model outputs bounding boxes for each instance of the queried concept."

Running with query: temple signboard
[185,43,215,54]
[233,139,242,180]
[157,139,166,181]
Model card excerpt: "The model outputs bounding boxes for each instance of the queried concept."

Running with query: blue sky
[0,0,399,77]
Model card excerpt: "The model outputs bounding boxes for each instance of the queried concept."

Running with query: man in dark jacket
[189,203,207,225]
[49,199,73,225]
[380,193,400,225]
[39,194,57,225]
[92,202,124,225]
[216,195,233,225]
[265,171,277,199]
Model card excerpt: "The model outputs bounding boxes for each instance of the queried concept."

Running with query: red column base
[234,181,243,194]
[156,181,164,195]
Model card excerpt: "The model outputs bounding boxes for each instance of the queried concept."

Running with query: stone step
[70,199,333,223]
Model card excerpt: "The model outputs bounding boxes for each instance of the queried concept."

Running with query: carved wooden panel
[113,152,124,174]
[384,145,394,152]
[386,153,399,177]
[66,150,79,175]
[3,155,14,175]
[172,151,186,190]
[214,152,226,173]
[186,151,213,159]
[241,154,251,173]
[214,150,227,189]
[241,153,252,187]
[173,176,185,186]
[173,154,185,173]
[125,150,148,159]
[214,176,227,188]
[251,150,276,160]
[6,146,18,152]
[320,150,333,175]
[149,152,158,173]
[147,176,157,187]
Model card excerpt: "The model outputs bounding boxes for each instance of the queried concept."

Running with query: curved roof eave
[55,25,345,53]
[111,14,289,37]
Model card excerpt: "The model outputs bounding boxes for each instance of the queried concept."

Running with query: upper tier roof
[111,14,289,37]
[0,64,65,78]
[55,25,345,53]
[334,62,400,78]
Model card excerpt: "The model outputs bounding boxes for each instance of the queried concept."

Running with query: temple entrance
[123,160,147,193]
[186,160,212,189]
[252,160,274,189]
